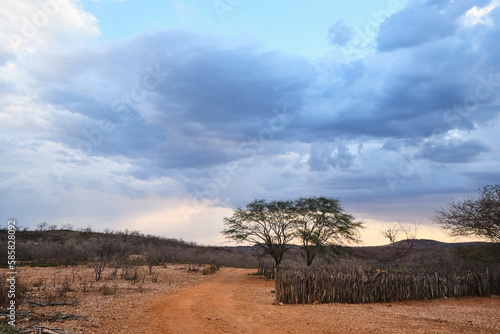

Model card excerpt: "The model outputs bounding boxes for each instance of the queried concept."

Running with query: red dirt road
[150,267,500,334]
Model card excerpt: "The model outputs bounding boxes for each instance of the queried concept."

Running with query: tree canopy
[294,196,363,266]
[222,199,296,267]
[222,197,363,267]
[432,184,500,243]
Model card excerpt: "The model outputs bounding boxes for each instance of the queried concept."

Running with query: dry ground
[2,264,209,333]
[151,267,500,334]
[3,266,500,333]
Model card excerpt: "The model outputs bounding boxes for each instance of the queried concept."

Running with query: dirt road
[150,267,500,334]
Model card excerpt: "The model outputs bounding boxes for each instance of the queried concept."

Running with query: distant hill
[350,239,495,270]
[0,229,497,271]
[367,238,488,249]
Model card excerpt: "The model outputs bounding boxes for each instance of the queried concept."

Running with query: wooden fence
[490,273,500,294]
[275,266,491,304]
[257,259,276,280]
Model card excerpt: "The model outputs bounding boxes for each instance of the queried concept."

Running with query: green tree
[294,196,363,266]
[222,197,363,268]
[222,199,295,268]
[432,184,500,243]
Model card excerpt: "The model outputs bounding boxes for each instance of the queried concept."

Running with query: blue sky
[81,0,401,57]
[1,0,500,245]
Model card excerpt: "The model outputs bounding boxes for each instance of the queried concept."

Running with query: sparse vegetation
[293,196,363,266]
[0,222,498,333]
[0,228,260,270]
[0,263,210,332]
[0,323,20,333]
[0,207,497,334]
[222,197,364,268]
[99,284,117,296]
[432,184,500,243]
[222,199,296,268]
[201,265,220,275]
[382,220,420,267]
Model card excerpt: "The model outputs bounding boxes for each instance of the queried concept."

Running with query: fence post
[485,268,490,297]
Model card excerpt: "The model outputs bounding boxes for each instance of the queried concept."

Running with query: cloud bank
[1,0,500,244]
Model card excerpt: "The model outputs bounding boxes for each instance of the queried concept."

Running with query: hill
[350,239,497,271]
[1,229,497,272]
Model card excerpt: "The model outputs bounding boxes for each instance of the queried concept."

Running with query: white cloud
[1,1,500,245]
[0,0,99,58]
[461,0,499,27]
[125,198,234,245]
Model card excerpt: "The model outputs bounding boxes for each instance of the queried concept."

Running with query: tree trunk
[274,262,280,304]
[306,250,315,266]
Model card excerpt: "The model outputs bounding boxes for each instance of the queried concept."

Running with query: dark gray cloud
[23,31,314,175]
[2,1,500,240]
[464,171,500,187]
[377,0,491,51]
[294,2,500,142]
[151,43,313,140]
[427,138,490,163]
[307,142,356,171]
[25,2,500,177]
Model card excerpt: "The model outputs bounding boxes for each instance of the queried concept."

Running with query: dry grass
[0,264,210,333]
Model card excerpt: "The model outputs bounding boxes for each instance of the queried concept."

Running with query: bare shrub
[32,278,44,288]
[382,220,420,267]
[122,265,139,284]
[146,248,163,274]
[0,273,7,308]
[201,265,220,275]
[91,259,107,282]
[80,277,89,293]
[44,289,61,304]
[13,276,29,306]
[71,267,81,283]
[57,279,72,297]
[188,264,199,273]
[99,284,117,296]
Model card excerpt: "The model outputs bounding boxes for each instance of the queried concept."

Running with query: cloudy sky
[1,0,499,245]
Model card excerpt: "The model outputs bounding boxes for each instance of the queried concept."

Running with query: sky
[1,0,499,246]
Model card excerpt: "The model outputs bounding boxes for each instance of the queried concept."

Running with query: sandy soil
[150,267,500,334]
[4,266,500,333]
[3,265,209,333]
